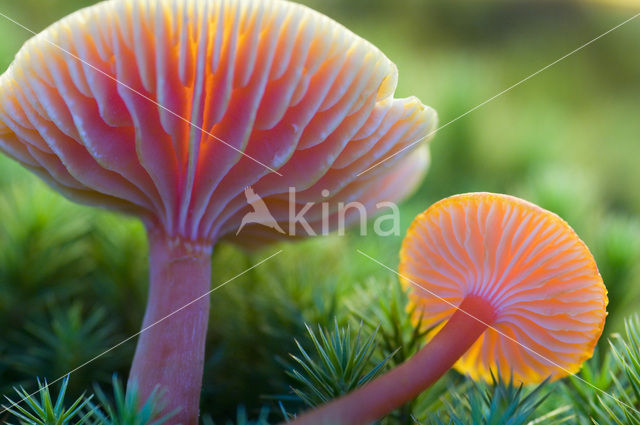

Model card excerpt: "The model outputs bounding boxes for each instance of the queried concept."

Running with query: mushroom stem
[128,229,212,425]
[286,296,495,425]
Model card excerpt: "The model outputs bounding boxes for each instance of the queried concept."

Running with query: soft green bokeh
[0,0,639,423]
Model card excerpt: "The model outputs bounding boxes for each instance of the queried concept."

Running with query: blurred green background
[0,0,640,423]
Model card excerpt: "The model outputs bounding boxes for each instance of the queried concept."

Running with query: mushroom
[288,192,608,425]
[0,0,436,423]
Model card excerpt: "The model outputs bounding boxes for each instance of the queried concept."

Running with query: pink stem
[128,229,212,425]
[286,296,496,425]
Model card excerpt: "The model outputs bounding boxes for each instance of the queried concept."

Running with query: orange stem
[286,296,495,425]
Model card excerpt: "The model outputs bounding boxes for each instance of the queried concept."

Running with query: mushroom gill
[400,192,608,383]
[0,0,436,243]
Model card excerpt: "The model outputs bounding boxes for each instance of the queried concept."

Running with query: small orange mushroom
[288,193,607,425]
[0,0,436,423]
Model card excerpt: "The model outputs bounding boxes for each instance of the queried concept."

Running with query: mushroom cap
[399,193,608,383]
[229,144,430,245]
[0,0,436,243]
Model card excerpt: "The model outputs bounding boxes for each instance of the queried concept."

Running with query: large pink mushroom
[0,0,436,423]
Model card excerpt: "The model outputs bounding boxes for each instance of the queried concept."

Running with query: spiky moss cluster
[563,315,640,425]
[2,375,174,425]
